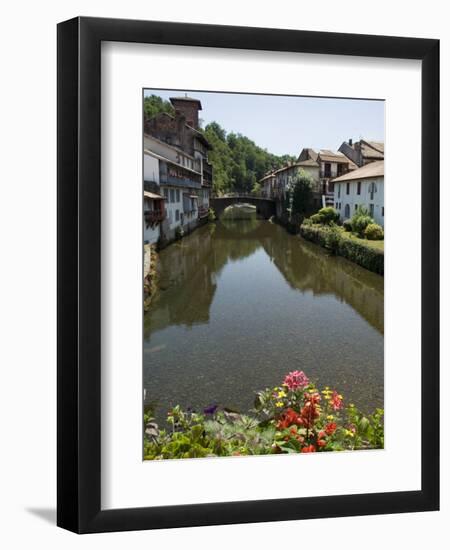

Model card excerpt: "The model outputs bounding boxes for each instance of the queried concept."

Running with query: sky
[144,89,384,157]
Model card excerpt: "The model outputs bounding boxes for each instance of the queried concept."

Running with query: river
[144,207,384,425]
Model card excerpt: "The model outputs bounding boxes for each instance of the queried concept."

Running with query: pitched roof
[365,140,384,154]
[331,160,384,182]
[318,150,352,163]
[297,159,319,167]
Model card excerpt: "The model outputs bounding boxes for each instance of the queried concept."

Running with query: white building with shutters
[332,160,384,227]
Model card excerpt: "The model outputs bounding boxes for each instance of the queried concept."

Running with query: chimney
[170,96,202,129]
[349,138,353,146]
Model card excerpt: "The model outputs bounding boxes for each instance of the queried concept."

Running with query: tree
[143,94,174,119]
[289,170,314,217]
[203,121,295,196]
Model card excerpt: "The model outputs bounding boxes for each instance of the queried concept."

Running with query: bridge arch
[210,196,276,219]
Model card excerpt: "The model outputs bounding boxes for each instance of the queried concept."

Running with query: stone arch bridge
[210,195,276,219]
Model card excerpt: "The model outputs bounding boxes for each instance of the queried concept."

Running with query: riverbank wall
[144,243,159,311]
[299,224,384,275]
[158,216,209,250]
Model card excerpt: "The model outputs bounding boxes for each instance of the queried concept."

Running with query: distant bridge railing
[211,193,275,201]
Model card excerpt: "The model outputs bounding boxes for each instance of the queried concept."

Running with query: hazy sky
[144,89,384,157]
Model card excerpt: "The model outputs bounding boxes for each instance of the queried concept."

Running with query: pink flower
[330,391,343,411]
[283,371,309,391]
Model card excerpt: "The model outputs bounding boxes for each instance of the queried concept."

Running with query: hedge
[300,225,384,275]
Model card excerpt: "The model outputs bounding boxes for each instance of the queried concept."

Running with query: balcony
[320,171,333,179]
[159,174,202,189]
[198,205,209,219]
[144,209,166,224]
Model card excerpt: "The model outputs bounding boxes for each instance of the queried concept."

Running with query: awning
[144,191,164,200]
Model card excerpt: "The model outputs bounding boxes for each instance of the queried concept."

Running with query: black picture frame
[57,16,439,534]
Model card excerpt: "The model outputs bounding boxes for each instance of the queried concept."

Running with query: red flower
[325,422,337,435]
[277,408,304,429]
[330,391,343,411]
[301,444,316,453]
[317,439,327,448]
[300,394,321,428]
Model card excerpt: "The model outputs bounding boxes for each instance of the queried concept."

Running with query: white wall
[335,176,384,226]
[161,185,184,230]
[143,152,160,183]
[1,2,448,550]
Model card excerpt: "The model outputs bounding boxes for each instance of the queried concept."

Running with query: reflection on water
[144,208,384,425]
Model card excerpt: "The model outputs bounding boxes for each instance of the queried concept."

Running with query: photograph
[142,90,385,460]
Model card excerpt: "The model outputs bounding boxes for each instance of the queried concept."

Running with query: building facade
[316,150,357,206]
[332,160,384,226]
[143,96,213,244]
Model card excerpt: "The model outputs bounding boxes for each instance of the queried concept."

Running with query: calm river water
[144,208,384,425]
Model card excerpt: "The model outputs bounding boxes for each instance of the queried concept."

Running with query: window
[344,204,350,218]
[170,189,175,203]
[369,204,374,217]
[175,209,180,222]
[176,189,180,202]
[369,182,376,200]
[354,204,358,211]
[357,181,361,195]
[338,184,341,198]
[163,188,169,201]
[346,182,350,195]
[382,206,384,217]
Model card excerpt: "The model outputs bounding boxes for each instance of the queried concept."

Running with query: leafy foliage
[203,122,295,196]
[343,219,353,232]
[288,170,314,217]
[300,224,384,275]
[351,206,374,237]
[364,223,384,240]
[143,94,175,119]
[304,207,339,226]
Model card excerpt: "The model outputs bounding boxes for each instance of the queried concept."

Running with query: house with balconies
[144,133,204,243]
[316,150,357,206]
[144,96,213,222]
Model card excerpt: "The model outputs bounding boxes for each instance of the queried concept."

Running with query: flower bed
[143,371,384,460]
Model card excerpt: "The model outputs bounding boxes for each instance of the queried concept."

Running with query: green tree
[289,170,314,217]
[143,94,175,119]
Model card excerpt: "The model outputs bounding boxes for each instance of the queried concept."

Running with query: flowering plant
[144,371,384,460]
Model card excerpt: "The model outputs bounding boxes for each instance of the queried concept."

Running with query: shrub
[343,219,352,232]
[323,223,342,254]
[309,213,323,224]
[351,206,374,237]
[364,223,384,240]
[317,207,340,225]
[352,215,374,237]
[300,224,384,275]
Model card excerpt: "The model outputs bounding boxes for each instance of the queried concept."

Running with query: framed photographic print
[57,17,439,533]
